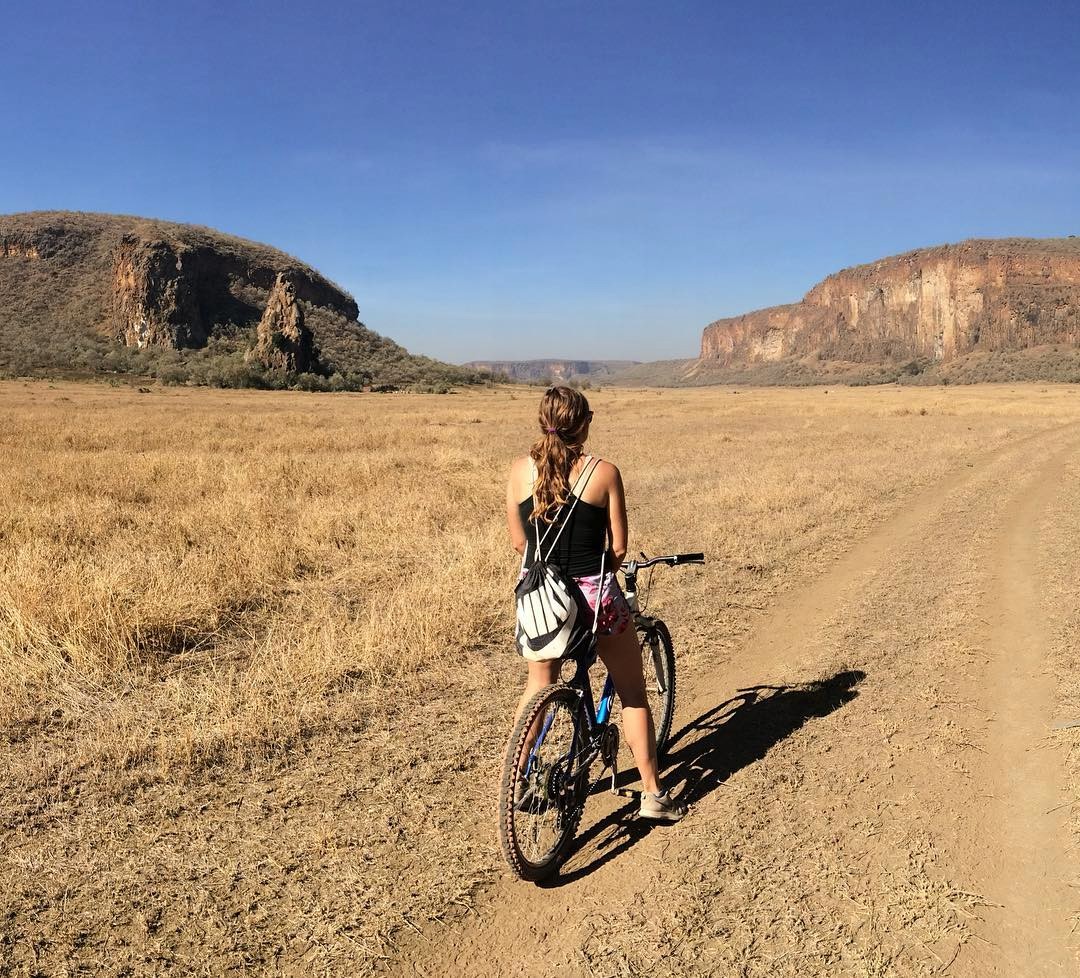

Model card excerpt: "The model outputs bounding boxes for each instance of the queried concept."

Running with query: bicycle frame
[568,644,617,729]
[569,556,652,734]
[524,639,612,786]
[523,553,703,796]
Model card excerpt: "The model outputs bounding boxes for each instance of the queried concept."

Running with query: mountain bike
[497,551,705,882]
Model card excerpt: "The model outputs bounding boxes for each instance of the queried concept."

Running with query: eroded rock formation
[0,211,478,388]
[701,240,1080,366]
[110,233,354,358]
[251,272,317,372]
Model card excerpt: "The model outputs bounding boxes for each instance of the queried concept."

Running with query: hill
[0,211,478,390]
[463,358,637,384]
[694,237,1080,385]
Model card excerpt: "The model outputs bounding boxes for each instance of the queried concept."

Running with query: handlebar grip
[673,553,705,564]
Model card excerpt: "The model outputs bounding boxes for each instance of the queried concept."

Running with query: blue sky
[3,0,1079,362]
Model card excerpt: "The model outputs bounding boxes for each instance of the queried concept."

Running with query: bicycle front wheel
[638,619,677,757]
[498,683,587,882]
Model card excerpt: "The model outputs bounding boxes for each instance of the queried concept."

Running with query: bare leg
[514,660,561,725]
[597,626,663,796]
[510,660,563,777]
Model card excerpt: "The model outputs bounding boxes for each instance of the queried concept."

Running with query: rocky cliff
[701,239,1080,368]
[109,232,355,354]
[0,211,476,389]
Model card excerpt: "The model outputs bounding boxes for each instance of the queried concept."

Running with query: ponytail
[529,386,591,523]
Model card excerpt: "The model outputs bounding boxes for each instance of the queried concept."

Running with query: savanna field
[4,380,1080,976]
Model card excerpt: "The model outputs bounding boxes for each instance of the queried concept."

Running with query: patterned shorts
[572,572,632,638]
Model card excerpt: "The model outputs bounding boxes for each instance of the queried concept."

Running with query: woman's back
[512,453,614,577]
[518,490,610,578]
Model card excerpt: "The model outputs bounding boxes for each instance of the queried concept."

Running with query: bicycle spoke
[512,697,579,866]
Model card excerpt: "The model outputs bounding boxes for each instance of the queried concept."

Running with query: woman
[505,386,685,822]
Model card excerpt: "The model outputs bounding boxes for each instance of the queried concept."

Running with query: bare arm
[606,464,628,564]
[506,458,528,556]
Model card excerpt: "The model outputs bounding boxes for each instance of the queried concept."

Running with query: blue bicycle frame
[524,637,615,787]
[568,644,616,729]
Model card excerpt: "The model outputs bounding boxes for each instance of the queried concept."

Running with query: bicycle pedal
[613,788,641,799]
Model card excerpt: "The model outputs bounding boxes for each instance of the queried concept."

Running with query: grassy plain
[2,380,1080,975]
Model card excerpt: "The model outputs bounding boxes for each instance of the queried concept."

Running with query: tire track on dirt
[389,424,1079,978]
[714,423,1076,694]
[959,446,1077,976]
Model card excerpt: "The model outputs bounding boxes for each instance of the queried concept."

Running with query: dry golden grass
[4,380,1074,774]
[4,379,1080,976]
[0,382,516,771]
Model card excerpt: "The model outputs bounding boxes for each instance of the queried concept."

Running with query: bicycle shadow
[542,668,866,888]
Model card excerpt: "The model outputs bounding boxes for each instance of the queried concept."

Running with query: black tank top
[519,459,613,577]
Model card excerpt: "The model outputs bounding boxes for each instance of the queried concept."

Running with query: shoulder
[587,457,622,488]
[507,455,533,496]
[508,454,532,478]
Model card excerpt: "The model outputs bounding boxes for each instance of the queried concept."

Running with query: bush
[158,365,189,386]
[204,357,268,389]
[294,372,330,393]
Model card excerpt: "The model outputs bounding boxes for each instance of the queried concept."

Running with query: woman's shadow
[544,668,866,887]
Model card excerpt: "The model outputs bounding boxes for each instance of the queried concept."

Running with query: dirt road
[392,426,1080,977]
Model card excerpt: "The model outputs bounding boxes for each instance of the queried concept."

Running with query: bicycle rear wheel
[638,619,677,757]
[498,684,587,882]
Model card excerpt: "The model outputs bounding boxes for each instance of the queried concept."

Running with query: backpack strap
[539,456,601,562]
[521,459,538,573]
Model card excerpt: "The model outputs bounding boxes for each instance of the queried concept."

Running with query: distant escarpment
[464,359,638,384]
[0,211,476,390]
[700,238,1080,381]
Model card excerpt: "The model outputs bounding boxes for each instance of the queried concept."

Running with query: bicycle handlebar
[621,552,705,572]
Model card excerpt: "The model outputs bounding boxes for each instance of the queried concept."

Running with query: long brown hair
[529,386,592,524]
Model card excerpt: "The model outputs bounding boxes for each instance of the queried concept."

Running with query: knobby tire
[638,619,677,759]
[498,683,586,882]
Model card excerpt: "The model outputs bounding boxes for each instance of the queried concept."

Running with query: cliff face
[701,240,1080,366]
[1,240,41,260]
[110,233,356,354]
[113,237,207,348]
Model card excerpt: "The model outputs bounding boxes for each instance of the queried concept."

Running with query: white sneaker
[638,790,686,822]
